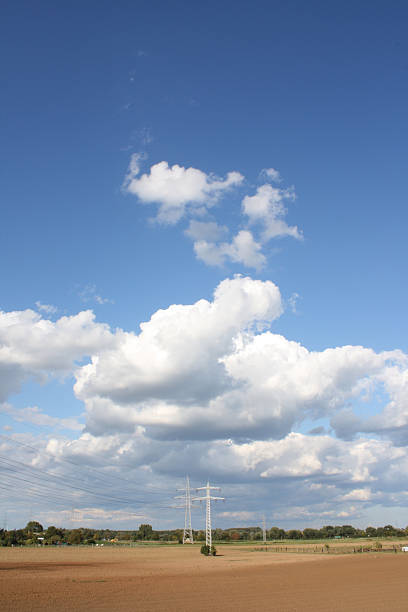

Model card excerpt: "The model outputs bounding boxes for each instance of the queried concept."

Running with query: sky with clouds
[1,0,408,531]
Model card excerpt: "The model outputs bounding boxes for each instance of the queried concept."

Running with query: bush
[200,544,217,556]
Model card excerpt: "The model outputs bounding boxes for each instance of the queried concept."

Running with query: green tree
[45,526,64,543]
[25,538,36,546]
[287,530,302,540]
[214,528,224,542]
[49,534,62,545]
[4,530,24,546]
[319,525,335,539]
[303,528,320,539]
[137,524,153,540]
[68,529,83,545]
[250,528,262,541]
[25,521,43,534]
[339,525,357,537]
[383,525,396,537]
[365,526,377,538]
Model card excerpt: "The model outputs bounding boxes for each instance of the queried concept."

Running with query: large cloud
[3,277,408,528]
[0,309,115,400]
[68,277,406,445]
[2,280,406,447]
[330,361,408,444]
[75,276,282,412]
[35,426,408,529]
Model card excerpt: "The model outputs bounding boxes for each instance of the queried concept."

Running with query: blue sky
[1,0,408,530]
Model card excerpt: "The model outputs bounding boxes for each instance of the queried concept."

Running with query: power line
[0,434,173,496]
[0,454,137,505]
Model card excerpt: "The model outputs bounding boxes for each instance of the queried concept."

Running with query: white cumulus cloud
[261,167,282,182]
[74,276,283,420]
[0,309,115,401]
[242,183,302,241]
[123,158,303,269]
[3,277,408,528]
[64,278,405,447]
[123,157,243,224]
[194,230,266,270]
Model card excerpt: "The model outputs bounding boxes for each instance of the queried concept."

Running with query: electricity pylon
[262,515,267,544]
[176,475,194,544]
[193,481,224,550]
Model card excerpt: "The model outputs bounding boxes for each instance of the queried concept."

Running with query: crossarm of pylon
[192,496,224,501]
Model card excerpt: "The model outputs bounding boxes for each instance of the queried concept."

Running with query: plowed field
[1,545,408,611]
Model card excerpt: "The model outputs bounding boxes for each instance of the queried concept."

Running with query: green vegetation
[200,544,216,556]
[1,522,408,547]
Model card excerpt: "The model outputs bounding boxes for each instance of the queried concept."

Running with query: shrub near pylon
[200,544,216,556]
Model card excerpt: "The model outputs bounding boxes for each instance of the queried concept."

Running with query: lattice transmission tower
[193,481,224,550]
[175,475,194,543]
[262,515,267,544]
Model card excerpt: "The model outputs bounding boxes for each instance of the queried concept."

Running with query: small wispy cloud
[121,102,134,111]
[261,167,282,183]
[0,403,84,432]
[185,220,228,242]
[44,507,147,527]
[288,292,300,313]
[218,511,255,521]
[35,301,58,315]
[78,285,114,306]
[137,127,153,146]
[187,97,200,107]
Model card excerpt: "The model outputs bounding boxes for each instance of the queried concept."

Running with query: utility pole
[176,475,194,544]
[193,481,224,550]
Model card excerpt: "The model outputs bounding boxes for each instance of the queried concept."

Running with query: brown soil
[1,545,407,611]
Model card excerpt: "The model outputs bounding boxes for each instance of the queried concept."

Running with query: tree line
[1,521,407,546]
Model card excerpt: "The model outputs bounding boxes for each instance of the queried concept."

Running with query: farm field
[1,544,408,611]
